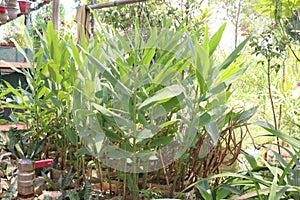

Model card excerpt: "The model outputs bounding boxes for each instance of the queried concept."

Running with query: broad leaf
[205,121,219,145]
[138,84,184,110]
[150,136,173,148]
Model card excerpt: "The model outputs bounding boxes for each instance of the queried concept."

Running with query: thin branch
[267,58,278,131]
[289,44,300,62]
[234,0,242,48]
[88,0,145,10]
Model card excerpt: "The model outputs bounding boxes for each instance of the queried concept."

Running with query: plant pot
[0,5,6,14]
[18,1,31,14]
[7,0,20,19]
[0,6,8,23]
[8,40,15,47]
[7,7,19,20]
[7,0,19,8]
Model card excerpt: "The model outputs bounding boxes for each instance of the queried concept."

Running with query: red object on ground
[35,159,54,169]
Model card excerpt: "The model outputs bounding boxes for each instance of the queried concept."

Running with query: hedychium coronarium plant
[71,13,253,199]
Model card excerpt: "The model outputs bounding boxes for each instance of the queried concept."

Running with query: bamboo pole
[88,0,145,10]
[52,0,60,30]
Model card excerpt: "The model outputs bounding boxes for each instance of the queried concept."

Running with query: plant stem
[234,0,242,48]
[267,58,281,154]
[97,160,103,191]
[142,170,148,189]
[159,149,170,191]
[81,155,86,182]
[267,58,277,130]
[278,59,286,130]
[62,133,67,170]
[76,132,80,186]
[107,167,112,196]
[123,171,127,199]
[132,89,139,200]
[123,139,128,199]
[170,159,182,196]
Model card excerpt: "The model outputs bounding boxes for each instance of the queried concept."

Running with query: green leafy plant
[0,6,259,200]
[188,121,300,199]
[72,15,194,199]
[70,9,253,198]
[0,22,81,196]
[248,1,300,166]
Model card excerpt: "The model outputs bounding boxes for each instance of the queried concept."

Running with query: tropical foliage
[0,0,300,199]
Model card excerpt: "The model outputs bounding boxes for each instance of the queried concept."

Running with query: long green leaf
[275,186,295,199]
[203,24,209,53]
[269,165,278,200]
[243,151,258,169]
[183,172,270,193]
[80,47,131,95]
[218,35,251,70]
[195,181,213,200]
[234,107,258,124]
[23,27,34,52]
[211,172,272,186]
[218,56,248,85]
[279,155,297,185]
[235,186,299,199]
[92,103,135,129]
[10,38,34,69]
[195,44,210,80]
[142,27,158,66]
[217,185,243,197]
[254,121,300,149]
[209,23,226,56]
